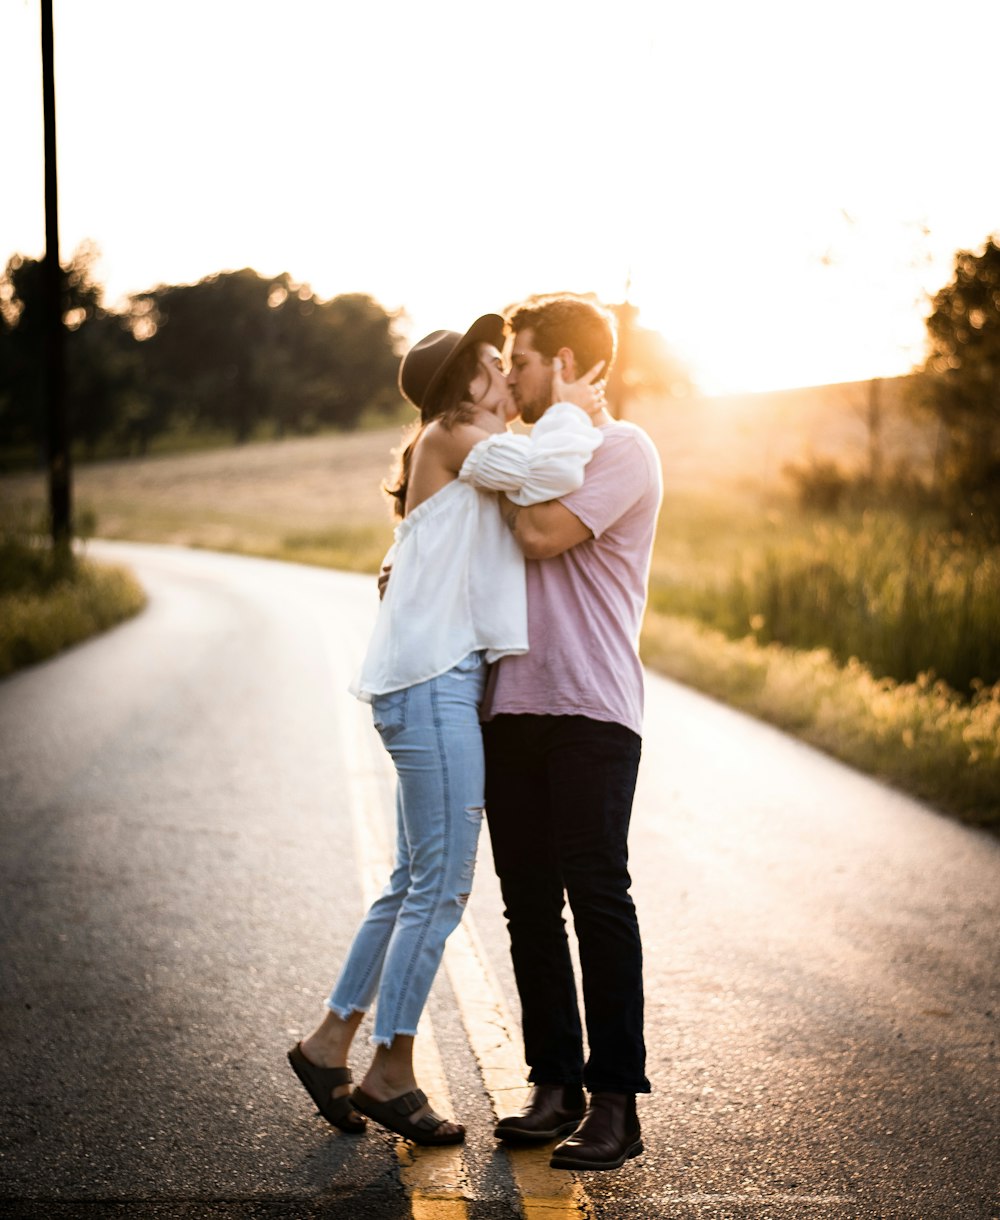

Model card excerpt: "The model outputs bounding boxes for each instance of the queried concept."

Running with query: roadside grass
[0,522,147,677]
[640,612,1000,829]
[649,503,1000,695]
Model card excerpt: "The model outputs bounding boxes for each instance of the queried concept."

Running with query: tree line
[0,248,694,470]
[0,246,403,464]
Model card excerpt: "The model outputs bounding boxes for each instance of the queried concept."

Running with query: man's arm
[502,496,593,560]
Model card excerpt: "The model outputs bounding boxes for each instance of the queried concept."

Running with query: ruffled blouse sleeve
[457,403,603,505]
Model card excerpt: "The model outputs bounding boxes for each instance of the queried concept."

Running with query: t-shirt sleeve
[557,431,653,539]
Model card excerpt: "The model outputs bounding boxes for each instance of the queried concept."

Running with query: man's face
[506,328,553,424]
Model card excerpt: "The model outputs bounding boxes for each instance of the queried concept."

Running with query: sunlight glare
[2,0,998,395]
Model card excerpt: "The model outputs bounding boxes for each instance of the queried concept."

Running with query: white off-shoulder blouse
[350,404,602,700]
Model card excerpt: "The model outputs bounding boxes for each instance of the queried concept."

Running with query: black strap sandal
[287,1043,366,1134]
[350,1086,465,1146]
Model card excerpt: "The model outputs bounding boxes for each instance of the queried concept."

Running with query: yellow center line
[443,919,591,1220]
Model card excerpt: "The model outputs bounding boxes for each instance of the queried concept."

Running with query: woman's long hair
[383,344,484,518]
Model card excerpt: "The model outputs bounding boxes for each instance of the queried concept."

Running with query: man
[483,294,662,1171]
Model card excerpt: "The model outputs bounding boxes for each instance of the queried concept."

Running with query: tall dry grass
[651,513,1000,694]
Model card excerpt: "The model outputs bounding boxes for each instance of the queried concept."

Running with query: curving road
[0,541,997,1219]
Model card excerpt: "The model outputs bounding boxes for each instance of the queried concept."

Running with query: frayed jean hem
[369,1027,418,1049]
[326,999,368,1021]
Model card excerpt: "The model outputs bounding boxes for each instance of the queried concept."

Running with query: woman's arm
[458,403,603,505]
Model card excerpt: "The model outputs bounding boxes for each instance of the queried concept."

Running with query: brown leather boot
[493,1083,586,1143]
[549,1092,642,1170]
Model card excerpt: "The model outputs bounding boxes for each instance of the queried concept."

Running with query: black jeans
[483,713,650,1095]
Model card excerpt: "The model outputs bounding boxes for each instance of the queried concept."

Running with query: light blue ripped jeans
[328,651,487,1046]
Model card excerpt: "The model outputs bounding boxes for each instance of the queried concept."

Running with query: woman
[288,314,605,1145]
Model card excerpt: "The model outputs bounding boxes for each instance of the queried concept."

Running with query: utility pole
[41,0,72,552]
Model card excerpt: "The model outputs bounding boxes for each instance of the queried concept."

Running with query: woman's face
[468,343,517,422]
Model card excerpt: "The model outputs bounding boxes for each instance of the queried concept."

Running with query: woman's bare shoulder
[418,418,493,467]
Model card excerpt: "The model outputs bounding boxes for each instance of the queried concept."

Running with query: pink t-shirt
[481,419,663,737]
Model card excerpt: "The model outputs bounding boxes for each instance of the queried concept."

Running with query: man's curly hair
[506,294,617,378]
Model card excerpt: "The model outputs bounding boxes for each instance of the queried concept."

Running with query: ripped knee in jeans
[457,804,484,906]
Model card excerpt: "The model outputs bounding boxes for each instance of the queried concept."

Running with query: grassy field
[2,376,997,827]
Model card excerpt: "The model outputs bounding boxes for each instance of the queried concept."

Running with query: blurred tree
[2,256,403,459]
[131,271,400,441]
[608,301,692,417]
[73,310,148,457]
[918,236,1000,532]
[132,269,275,443]
[0,245,140,464]
[1,253,50,462]
[626,320,693,398]
[312,293,402,429]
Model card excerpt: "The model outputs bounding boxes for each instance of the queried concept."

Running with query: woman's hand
[552,357,607,418]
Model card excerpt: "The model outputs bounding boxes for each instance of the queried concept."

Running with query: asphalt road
[1,540,997,1219]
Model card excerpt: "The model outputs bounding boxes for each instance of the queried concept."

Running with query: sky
[3,0,998,394]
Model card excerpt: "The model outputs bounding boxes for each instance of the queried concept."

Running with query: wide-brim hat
[399,313,505,414]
